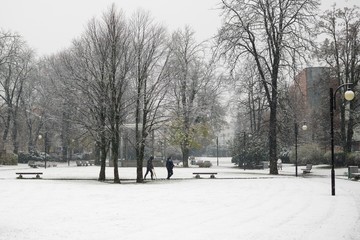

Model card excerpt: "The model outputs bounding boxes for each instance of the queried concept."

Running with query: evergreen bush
[346,152,360,167]
[0,152,18,165]
[324,151,346,167]
[290,144,325,165]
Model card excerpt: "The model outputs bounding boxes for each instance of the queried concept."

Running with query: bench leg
[36,174,41,179]
[17,174,23,179]
[195,174,200,179]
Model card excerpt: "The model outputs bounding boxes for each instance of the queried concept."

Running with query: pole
[295,122,298,177]
[243,132,246,170]
[329,83,353,196]
[216,136,219,166]
[44,132,47,169]
[330,88,335,196]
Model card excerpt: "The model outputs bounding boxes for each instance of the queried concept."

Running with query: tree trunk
[95,142,101,166]
[136,138,145,183]
[135,79,144,183]
[112,139,120,183]
[269,65,279,175]
[112,120,120,183]
[181,129,190,168]
[98,112,107,181]
[98,138,107,181]
[12,117,19,154]
[182,144,190,168]
[2,109,11,148]
[27,122,34,153]
[269,101,278,175]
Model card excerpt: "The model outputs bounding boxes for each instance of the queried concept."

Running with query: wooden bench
[350,173,360,180]
[193,172,217,179]
[301,164,312,174]
[16,172,43,179]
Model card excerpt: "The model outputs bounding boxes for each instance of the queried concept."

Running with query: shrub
[198,161,212,168]
[290,144,325,165]
[0,152,18,165]
[345,152,360,167]
[18,152,43,163]
[355,155,360,166]
[323,151,346,167]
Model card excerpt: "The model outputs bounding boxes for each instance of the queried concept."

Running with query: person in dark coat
[144,156,154,180]
[166,156,174,179]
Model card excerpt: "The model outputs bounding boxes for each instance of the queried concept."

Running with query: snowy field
[1,157,359,240]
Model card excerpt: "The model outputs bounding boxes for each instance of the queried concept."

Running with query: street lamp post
[330,83,355,196]
[69,139,74,166]
[295,122,307,177]
[216,136,219,166]
[38,133,47,169]
[243,132,246,170]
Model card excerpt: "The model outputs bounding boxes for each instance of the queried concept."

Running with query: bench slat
[16,172,43,175]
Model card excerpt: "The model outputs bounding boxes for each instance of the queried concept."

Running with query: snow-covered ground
[1,157,359,240]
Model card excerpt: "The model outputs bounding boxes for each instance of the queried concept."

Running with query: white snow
[1,157,359,240]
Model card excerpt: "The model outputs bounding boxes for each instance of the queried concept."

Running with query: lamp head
[344,90,355,101]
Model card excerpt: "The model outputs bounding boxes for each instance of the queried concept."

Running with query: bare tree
[54,17,113,181]
[130,9,171,182]
[100,5,134,183]
[167,26,223,167]
[317,6,360,155]
[0,31,33,154]
[217,0,319,174]
[21,58,54,154]
[231,61,267,133]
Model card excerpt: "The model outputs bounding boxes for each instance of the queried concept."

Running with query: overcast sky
[0,0,358,56]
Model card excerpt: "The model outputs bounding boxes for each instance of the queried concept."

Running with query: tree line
[217,0,360,172]
[0,5,224,182]
[0,1,359,181]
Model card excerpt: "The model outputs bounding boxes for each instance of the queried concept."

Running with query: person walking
[277,158,282,170]
[144,156,154,180]
[166,156,174,179]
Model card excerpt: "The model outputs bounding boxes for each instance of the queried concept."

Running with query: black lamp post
[69,139,74,166]
[216,136,219,166]
[295,122,307,177]
[330,83,354,196]
[38,133,47,169]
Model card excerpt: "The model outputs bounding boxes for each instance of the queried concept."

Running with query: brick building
[292,67,359,151]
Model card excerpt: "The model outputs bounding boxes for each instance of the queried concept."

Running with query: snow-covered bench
[16,172,43,179]
[351,173,360,180]
[193,172,217,179]
[301,164,312,174]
